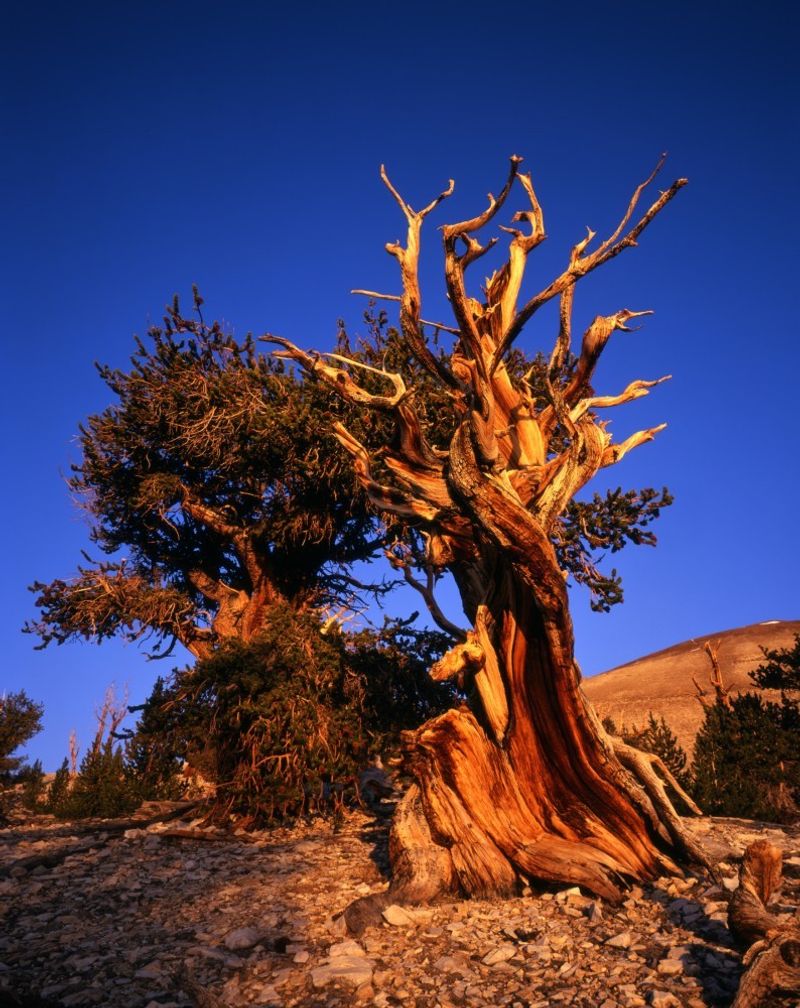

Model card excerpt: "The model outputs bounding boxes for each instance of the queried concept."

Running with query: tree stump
[729,840,800,1007]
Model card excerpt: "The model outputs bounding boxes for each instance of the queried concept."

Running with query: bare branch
[351,291,462,335]
[387,544,467,642]
[378,168,462,390]
[267,335,409,411]
[380,165,454,221]
[600,424,667,467]
[333,423,440,522]
[441,155,523,239]
[570,375,671,422]
[491,163,686,368]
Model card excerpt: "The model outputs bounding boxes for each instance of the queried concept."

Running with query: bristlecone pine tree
[25,292,391,660]
[272,156,708,906]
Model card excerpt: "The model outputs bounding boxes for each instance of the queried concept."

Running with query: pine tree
[55,741,140,820]
[618,713,690,790]
[750,633,800,690]
[0,690,44,780]
[45,759,72,816]
[692,691,799,822]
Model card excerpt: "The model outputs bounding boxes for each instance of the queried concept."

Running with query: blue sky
[4,2,798,770]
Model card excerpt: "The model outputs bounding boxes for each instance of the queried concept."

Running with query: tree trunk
[271,157,706,917]
[390,553,680,904]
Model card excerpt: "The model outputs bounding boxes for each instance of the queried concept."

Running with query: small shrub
[19,759,46,811]
[50,744,141,820]
[0,691,44,780]
[45,759,72,816]
[122,677,187,801]
[628,712,690,789]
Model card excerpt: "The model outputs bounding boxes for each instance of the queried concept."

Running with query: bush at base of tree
[122,677,187,802]
[131,603,453,826]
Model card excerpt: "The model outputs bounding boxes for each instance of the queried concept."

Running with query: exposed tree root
[608,734,712,873]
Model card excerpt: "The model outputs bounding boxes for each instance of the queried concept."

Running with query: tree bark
[390,551,683,904]
[269,156,704,912]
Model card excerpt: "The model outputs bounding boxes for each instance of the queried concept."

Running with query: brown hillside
[583,620,800,754]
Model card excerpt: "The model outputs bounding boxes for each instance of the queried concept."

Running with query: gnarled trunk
[271,156,707,917]
[392,551,678,903]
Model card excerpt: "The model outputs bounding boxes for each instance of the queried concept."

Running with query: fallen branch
[0,801,200,877]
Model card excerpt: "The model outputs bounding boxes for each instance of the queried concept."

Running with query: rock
[381,903,432,926]
[223,926,263,950]
[250,982,280,1004]
[329,938,368,957]
[311,955,374,988]
[3,806,798,1008]
[481,944,517,965]
[647,993,681,1007]
[133,961,162,979]
[656,958,683,975]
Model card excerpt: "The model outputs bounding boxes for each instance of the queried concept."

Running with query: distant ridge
[583,620,800,754]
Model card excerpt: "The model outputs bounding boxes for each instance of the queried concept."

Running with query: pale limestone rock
[311,954,374,988]
[481,943,517,965]
[223,925,263,950]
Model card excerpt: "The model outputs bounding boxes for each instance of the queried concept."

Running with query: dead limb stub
[729,840,800,1007]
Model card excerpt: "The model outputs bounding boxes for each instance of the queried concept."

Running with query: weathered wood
[0,800,199,844]
[729,840,800,1007]
[267,158,703,909]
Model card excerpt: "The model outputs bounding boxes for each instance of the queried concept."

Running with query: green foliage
[0,690,44,779]
[148,604,452,825]
[19,759,45,810]
[628,712,689,787]
[26,295,386,657]
[122,678,187,801]
[51,742,141,820]
[691,691,800,823]
[750,633,800,690]
[45,759,72,816]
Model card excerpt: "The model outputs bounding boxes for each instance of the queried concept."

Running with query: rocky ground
[1,801,799,1008]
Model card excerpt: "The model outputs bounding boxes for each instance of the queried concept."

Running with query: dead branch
[492,159,687,368]
[379,166,460,390]
[387,543,467,642]
[0,802,199,878]
[90,684,129,758]
[693,639,732,708]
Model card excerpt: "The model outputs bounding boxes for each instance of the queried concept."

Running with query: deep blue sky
[4,2,798,770]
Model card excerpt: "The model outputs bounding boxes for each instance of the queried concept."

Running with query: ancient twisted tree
[272,156,707,906]
[26,293,390,661]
